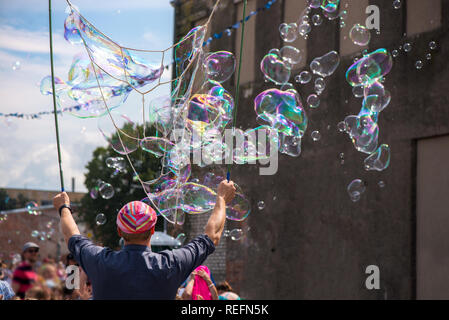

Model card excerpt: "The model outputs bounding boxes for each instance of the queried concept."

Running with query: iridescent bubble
[223,230,230,237]
[345,115,379,154]
[230,228,243,241]
[257,201,265,210]
[347,179,366,202]
[307,0,321,8]
[426,53,432,60]
[280,46,302,65]
[279,23,298,42]
[260,52,291,85]
[429,41,437,50]
[96,213,107,226]
[226,184,251,221]
[312,14,322,26]
[311,130,321,141]
[346,49,393,87]
[254,88,308,137]
[203,51,236,83]
[295,71,312,84]
[31,230,39,238]
[26,201,41,216]
[392,49,399,58]
[175,233,187,246]
[403,43,412,52]
[349,24,371,46]
[90,187,99,199]
[415,60,423,70]
[364,144,391,171]
[363,81,391,113]
[393,0,402,9]
[321,0,340,13]
[99,183,115,199]
[310,51,340,78]
[307,94,320,108]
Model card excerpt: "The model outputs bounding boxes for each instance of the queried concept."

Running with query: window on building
[417,135,449,299]
[339,0,369,57]
[234,0,257,85]
[407,0,441,36]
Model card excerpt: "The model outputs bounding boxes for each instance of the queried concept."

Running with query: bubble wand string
[227,0,248,182]
[49,0,65,192]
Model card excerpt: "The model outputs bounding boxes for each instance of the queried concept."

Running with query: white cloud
[0,25,79,59]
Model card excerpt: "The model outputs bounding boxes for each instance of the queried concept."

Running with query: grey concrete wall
[174,0,449,299]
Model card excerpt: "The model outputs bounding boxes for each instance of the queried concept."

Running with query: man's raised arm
[204,180,236,246]
[53,192,81,245]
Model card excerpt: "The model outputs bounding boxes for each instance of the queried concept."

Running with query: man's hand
[53,192,70,210]
[217,180,236,204]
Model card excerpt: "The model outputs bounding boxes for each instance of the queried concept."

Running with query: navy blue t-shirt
[68,234,215,300]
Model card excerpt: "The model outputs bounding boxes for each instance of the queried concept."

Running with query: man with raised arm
[53,180,236,300]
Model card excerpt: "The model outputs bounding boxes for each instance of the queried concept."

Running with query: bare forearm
[205,196,226,246]
[60,208,81,245]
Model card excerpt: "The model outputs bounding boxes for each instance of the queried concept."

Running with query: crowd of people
[0,242,93,300]
[0,241,241,301]
[0,180,240,300]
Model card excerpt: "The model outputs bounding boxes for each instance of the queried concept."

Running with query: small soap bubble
[12,61,21,71]
[99,183,115,199]
[312,14,322,26]
[296,70,312,84]
[415,60,423,70]
[378,181,386,188]
[307,94,320,108]
[230,228,243,241]
[347,179,366,202]
[314,77,325,92]
[429,41,437,50]
[426,53,432,60]
[393,0,401,9]
[31,230,39,238]
[257,201,265,210]
[403,43,412,52]
[311,130,321,141]
[349,24,371,46]
[392,49,399,58]
[337,121,347,132]
[96,213,107,226]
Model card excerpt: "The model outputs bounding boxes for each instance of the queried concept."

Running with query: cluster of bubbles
[391,40,437,70]
[223,228,244,241]
[31,222,56,241]
[105,156,127,176]
[279,1,347,43]
[342,48,393,200]
[26,201,42,216]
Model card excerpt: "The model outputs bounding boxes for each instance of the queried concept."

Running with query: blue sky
[0,0,174,192]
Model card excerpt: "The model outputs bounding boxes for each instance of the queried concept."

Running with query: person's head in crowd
[0,261,6,280]
[65,253,78,267]
[116,201,158,246]
[216,281,241,300]
[25,284,51,300]
[21,242,39,265]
